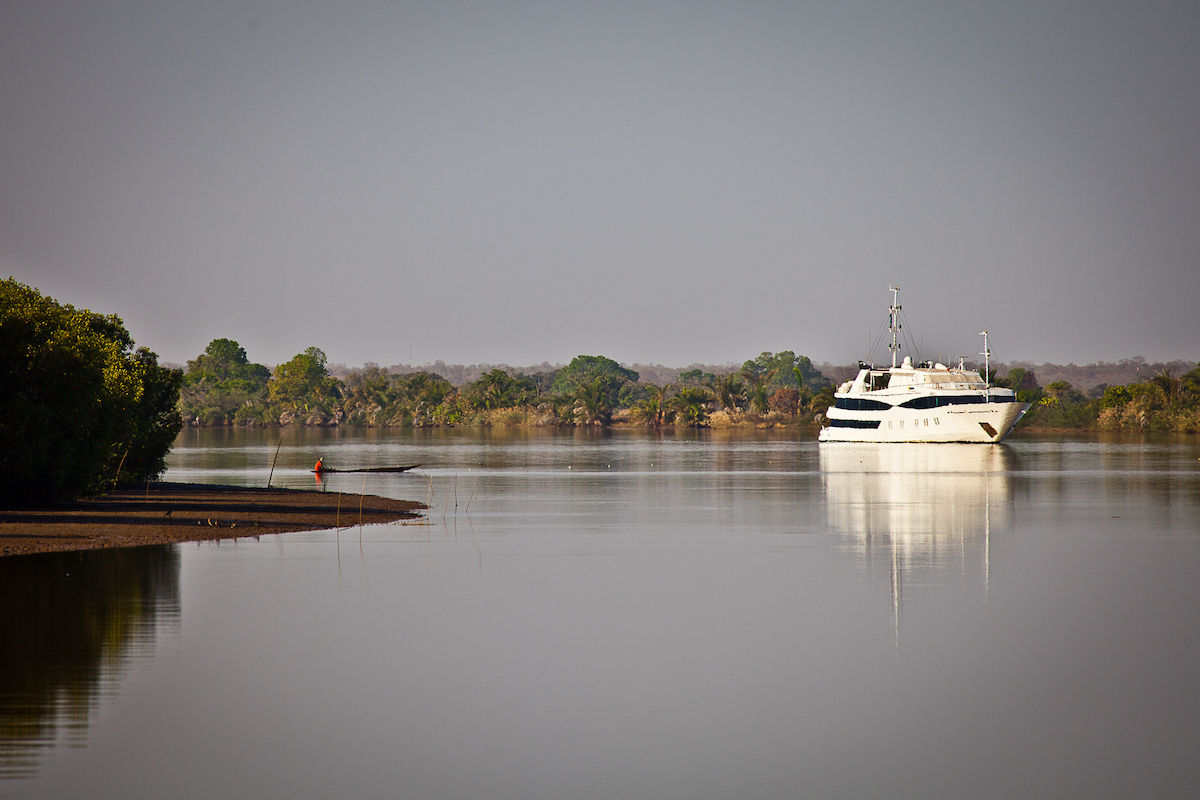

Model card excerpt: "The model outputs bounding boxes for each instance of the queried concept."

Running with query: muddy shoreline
[0,482,425,558]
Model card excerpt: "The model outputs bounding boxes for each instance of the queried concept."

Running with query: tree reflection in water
[0,545,180,779]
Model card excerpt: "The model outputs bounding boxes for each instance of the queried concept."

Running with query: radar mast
[979,330,991,402]
[888,285,902,368]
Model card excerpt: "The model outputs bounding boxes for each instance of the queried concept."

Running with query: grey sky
[3,1,1198,369]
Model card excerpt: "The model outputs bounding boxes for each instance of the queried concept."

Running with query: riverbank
[0,482,425,557]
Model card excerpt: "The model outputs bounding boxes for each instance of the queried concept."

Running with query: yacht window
[828,419,881,429]
[835,397,892,411]
[900,394,999,409]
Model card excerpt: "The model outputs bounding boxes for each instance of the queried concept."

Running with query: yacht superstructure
[818,286,1029,443]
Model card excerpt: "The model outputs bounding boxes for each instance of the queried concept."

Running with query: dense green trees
[999,367,1043,404]
[465,369,538,411]
[180,338,271,425]
[180,340,344,425]
[630,383,670,427]
[553,356,638,406]
[186,338,270,385]
[175,344,839,429]
[340,369,452,426]
[1030,379,1096,428]
[711,374,745,413]
[1092,363,1200,432]
[671,388,712,426]
[991,363,1200,432]
[1181,365,1200,403]
[544,355,639,426]
[269,347,343,423]
[739,351,830,413]
[172,336,1200,433]
[0,279,182,502]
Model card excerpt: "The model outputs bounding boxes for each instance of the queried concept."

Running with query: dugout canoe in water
[313,465,421,474]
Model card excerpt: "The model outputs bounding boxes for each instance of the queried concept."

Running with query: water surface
[4,429,1199,799]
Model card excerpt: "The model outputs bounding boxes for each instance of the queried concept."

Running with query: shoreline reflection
[0,546,180,780]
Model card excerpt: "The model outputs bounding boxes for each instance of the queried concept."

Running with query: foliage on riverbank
[995,364,1200,433]
[177,337,1200,433]
[1,279,183,502]
[178,340,835,430]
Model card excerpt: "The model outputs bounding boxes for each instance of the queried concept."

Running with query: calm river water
[3,428,1199,799]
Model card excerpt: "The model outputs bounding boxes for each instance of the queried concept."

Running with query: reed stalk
[266,433,285,487]
[358,475,366,528]
[465,474,479,514]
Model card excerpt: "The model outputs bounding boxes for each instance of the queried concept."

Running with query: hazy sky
[3,1,1198,368]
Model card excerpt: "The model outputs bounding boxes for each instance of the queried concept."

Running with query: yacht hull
[818,401,1029,444]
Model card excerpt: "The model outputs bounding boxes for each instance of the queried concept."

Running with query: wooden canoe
[313,465,421,474]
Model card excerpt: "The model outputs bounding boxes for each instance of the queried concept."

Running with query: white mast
[979,329,991,402]
[888,285,902,368]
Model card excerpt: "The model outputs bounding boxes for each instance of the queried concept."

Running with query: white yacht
[818,286,1029,444]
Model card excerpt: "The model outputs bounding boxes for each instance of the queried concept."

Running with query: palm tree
[809,384,835,416]
[542,393,577,425]
[574,378,615,425]
[1180,364,1200,403]
[632,383,670,427]
[743,368,777,414]
[468,369,513,410]
[711,374,744,414]
[671,387,712,427]
[1151,369,1179,405]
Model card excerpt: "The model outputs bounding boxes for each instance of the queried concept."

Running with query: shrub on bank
[0,279,182,502]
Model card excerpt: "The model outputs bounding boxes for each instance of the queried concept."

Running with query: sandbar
[0,482,425,557]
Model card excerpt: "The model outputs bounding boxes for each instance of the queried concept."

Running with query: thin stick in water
[359,475,366,529]
[465,474,479,514]
[266,433,286,488]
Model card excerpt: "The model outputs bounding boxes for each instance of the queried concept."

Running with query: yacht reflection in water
[0,545,180,781]
[820,444,1015,645]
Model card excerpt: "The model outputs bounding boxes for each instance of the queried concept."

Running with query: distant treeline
[181,339,1200,433]
[329,356,1192,399]
[327,360,750,389]
[180,339,833,429]
[990,364,1200,433]
[994,357,1196,398]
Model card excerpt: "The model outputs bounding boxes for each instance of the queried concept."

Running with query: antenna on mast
[888,285,902,368]
[979,330,991,402]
